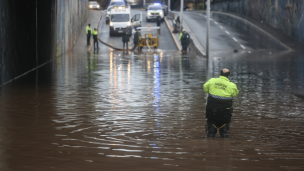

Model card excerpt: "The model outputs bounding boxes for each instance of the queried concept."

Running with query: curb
[164,17,181,51]
[88,11,103,52]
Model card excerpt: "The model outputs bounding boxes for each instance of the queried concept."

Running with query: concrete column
[206,0,210,59]
[168,0,171,11]
[180,0,184,30]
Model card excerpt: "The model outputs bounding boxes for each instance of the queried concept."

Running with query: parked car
[89,1,100,10]
[105,6,113,24]
[146,4,164,22]
[108,0,126,8]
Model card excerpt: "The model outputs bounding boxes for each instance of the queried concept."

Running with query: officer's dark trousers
[123,42,128,49]
[87,34,91,45]
[182,44,187,51]
[206,108,231,138]
[94,39,98,49]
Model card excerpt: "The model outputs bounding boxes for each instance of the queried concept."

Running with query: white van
[109,6,142,36]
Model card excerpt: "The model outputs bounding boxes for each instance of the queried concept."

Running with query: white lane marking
[220,26,223,29]
[233,37,238,42]
[225,31,230,35]
[214,21,218,24]
[240,45,246,49]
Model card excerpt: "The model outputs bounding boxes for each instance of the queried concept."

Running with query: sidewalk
[165,14,206,56]
[164,18,181,51]
[73,10,102,52]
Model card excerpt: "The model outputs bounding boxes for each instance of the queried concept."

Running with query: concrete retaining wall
[0,0,37,84]
[0,0,89,84]
[56,0,89,56]
[211,0,304,45]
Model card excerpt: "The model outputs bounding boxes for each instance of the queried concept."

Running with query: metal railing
[213,0,242,4]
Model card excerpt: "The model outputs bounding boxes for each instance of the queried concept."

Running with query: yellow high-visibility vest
[204,76,239,98]
[179,33,183,40]
[86,26,92,34]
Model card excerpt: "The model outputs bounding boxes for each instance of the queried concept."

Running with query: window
[148,6,162,10]
[135,14,140,21]
[110,1,125,6]
[111,14,129,22]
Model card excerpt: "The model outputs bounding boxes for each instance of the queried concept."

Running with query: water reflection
[1,48,304,170]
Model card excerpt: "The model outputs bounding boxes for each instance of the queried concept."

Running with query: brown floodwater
[0,48,304,171]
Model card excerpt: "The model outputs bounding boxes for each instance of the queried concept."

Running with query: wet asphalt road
[97,9,177,52]
[0,9,304,171]
[182,11,288,51]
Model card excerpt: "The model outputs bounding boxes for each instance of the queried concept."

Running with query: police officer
[156,14,163,33]
[92,28,99,49]
[203,68,239,138]
[180,29,190,52]
[86,24,92,45]
[122,28,130,50]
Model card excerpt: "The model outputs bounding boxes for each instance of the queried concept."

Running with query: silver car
[89,1,100,10]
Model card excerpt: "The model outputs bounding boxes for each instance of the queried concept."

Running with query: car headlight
[97,5,100,8]
[160,12,163,15]
[148,12,152,15]
[127,21,131,26]
[90,5,92,8]
[110,22,113,26]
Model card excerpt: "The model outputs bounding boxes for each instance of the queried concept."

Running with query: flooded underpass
[1,45,304,170]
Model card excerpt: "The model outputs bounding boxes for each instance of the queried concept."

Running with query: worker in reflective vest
[203,68,239,138]
[92,28,99,49]
[133,28,141,47]
[86,24,92,45]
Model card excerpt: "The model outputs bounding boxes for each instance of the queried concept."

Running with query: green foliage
[196,3,205,10]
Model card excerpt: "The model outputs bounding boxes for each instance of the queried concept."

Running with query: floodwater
[1,47,304,170]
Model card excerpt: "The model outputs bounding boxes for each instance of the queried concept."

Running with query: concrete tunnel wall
[0,0,89,85]
[56,0,89,57]
[211,0,304,45]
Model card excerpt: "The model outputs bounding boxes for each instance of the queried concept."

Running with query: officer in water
[92,28,99,49]
[204,68,239,137]
[179,29,190,52]
[86,24,92,45]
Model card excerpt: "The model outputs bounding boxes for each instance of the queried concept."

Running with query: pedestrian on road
[133,28,142,47]
[203,68,239,138]
[92,28,99,49]
[156,14,163,33]
[180,29,190,52]
[86,24,92,45]
[122,28,130,50]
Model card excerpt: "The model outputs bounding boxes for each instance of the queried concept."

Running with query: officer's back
[203,68,239,138]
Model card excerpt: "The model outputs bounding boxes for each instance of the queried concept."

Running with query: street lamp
[180,0,184,30]
[206,0,210,59]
